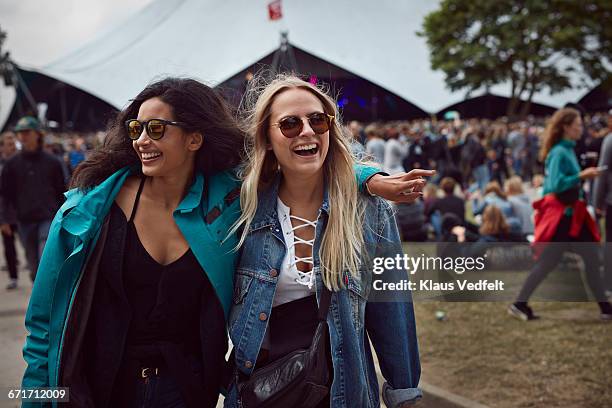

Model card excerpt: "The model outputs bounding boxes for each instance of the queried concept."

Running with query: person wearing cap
[0,116,65,282]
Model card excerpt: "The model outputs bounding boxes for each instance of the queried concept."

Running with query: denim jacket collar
[250,173,330,231]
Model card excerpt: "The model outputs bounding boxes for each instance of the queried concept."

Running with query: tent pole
[13,65,38,114]
[271,48,280,75]
[271,31,298,75]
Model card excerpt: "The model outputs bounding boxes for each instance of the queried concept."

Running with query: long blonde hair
[230,74,365,290]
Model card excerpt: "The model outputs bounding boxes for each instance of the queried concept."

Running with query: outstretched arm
[228,164,434,204]
[363,168,435,203]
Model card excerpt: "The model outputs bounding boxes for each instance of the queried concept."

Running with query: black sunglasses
[124,119,187,140]
[271,112,334,138]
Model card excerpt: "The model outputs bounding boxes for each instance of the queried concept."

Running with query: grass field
[414,302,612,408]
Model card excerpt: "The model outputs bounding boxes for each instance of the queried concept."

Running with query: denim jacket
[225,178,422,408]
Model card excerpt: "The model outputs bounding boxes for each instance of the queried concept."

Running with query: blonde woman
[225,75,424,407]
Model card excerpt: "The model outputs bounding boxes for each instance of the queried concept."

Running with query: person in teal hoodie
[21,77,430,408]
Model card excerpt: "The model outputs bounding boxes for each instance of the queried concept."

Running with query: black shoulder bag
[238,288,332,408]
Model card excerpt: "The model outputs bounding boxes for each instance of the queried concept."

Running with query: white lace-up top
[273,197,318,307]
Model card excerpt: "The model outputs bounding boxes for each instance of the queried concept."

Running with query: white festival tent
[3,0,591,127]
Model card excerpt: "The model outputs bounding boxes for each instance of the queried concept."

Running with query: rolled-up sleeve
[383,382,423,407]
[354,163,387,194]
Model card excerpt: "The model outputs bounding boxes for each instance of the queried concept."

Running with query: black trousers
[2,224,18,280]
[517,214,607,303]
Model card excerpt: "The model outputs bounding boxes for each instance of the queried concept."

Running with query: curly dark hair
[70,77,245,189]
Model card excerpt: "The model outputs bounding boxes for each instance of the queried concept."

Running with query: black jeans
[1,224,18,280]
[517,214,607,303]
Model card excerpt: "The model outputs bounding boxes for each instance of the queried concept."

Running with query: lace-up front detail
[274,198,319,306]
[287,215,318,289]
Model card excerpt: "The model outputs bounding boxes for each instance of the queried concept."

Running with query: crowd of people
[3,107,612,287]
[351,109,609,185]
[344,111,610,243]
[2,107,612,295]
[346,107,612,319]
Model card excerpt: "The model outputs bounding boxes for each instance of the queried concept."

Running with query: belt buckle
[141,367,159,378]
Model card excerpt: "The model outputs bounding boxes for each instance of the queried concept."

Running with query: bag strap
[317,286,332,321]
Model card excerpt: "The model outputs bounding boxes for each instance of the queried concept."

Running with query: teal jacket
[543,139,581,215]
[543,139,580,195]
[21,164,379,405]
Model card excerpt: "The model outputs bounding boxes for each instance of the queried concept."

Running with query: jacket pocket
[229,271,254,339]
[233,272,253,305]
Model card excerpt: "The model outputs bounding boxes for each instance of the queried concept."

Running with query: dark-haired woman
[509,108,612,321]
[21,77,427,408]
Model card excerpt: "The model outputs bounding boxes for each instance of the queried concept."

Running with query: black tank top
[108,176,220,407]
[119,176,210,359]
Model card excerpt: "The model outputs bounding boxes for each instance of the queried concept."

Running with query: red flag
[268,0,282,20]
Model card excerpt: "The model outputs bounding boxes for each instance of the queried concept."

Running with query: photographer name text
[373,279,505,292]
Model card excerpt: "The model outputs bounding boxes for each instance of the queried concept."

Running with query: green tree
[419,0,612,119]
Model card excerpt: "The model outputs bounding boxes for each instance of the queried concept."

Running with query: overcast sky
[0,0,154,66]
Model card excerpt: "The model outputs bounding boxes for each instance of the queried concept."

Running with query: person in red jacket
[509,108,612,321]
